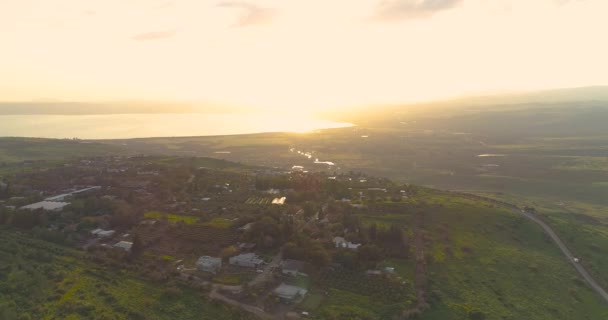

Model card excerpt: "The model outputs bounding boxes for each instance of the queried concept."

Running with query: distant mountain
[0,101,245,115]
[441,86,608,108]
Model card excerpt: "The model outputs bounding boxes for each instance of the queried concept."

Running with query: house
[20,201,69,212]
[196,256,222,274]
[273,283,308,302]
[238,222,254,232]
[272,197,286,205]
[333,237,362,250]
[113,241,133,252]
[229,253,264,268]
[91,229,116,238]
[366,270,382,276]
[281,259,307,277]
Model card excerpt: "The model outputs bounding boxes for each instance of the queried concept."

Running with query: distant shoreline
[0,113,354,140]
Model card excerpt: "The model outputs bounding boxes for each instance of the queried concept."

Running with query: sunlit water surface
[0,114,353,139]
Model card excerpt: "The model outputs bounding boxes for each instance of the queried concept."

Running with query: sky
[1,0,607,112]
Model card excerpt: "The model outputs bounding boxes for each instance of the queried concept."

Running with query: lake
[0,114,353,139]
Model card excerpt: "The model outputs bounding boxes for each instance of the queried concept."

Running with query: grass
[413,192,608,320]
[143,213,233,229]
[212,275,242,285]
[144,211,200,225]
[201,217,233,228]
[0,227,248,320]
[299,293,323,311]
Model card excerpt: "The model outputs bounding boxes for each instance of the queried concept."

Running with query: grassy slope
[417,193,607,320]
[0,228,246,320]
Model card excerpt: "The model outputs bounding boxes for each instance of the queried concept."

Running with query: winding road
[516,208,608,303]
[454,191,608,303]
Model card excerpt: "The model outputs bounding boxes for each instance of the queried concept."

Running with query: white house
[91,229,116,238]
[229,253,264,268]
[113,241,133,252]
[196,256,222,274]
[274,283,308,302]
[333,237,361,250]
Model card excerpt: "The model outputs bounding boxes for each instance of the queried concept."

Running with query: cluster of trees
[283,236,330,268]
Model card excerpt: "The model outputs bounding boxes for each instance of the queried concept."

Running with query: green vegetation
[0,138,125,164]
[144,211,200,225]
[410,193,608,320]
[0,227,247,320]
[202,217,233,228]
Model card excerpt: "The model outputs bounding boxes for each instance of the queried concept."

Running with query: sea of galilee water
[0,113,353,139]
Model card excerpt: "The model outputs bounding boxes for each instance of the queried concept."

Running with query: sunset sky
[1,0,607,111]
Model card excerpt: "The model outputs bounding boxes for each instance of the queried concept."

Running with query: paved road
[515,208,608,303]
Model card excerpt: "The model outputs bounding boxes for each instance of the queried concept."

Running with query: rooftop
[20,201,69,211]
[274,283,308,300]
[113,241,133,251]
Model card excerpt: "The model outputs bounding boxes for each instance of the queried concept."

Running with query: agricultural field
[245,197,273,205]
[0,227,248,320]
[318,269,415,304]
[144,211,200,225]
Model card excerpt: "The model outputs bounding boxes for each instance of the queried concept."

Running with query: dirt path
[210,286,275,319]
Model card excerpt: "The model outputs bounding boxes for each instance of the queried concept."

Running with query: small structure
[274,283,308,302]
[272,197,286,205]
[196,256,222,274]
[282,259,307,277]
[333,237,361,250]
[366,270,382,276]
[21,201,69,212]
[238,222,254,232]
[229,253,264,268]
[113,241,133,252]
[91,229,116,238]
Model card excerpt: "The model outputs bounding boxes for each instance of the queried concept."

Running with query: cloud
[217,1,275,27]
[131,30,177,41]
[83,10,96,16]
[374,0,463,21]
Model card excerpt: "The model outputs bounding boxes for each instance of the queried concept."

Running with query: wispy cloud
[217,1,275,27]
[374,0,464,21]
[131,30,177,41]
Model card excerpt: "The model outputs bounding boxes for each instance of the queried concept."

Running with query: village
[0,155,422,319]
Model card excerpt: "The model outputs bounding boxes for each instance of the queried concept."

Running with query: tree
[357,245,383,268]
[309,249,330,268]
[130,234,144,257]
[368,223,377,241]
[220,245,238,259]
[469,311,486,320]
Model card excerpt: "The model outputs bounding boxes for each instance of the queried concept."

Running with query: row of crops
[244,197,272,205]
